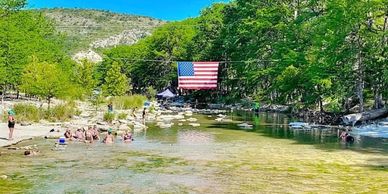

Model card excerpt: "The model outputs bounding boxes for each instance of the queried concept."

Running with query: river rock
[119,120,128,124]
[97,121,108,125]
[159,123,172,128]
[189,123,200,127]
[80,113,90,118]
[119,124,130,130]
[187,118,197,122]
[185,111,193,117]
[20,122,32,126]
[215,118,223,122]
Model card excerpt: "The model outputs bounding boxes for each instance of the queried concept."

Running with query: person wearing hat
[103,128,114,144]
[7,109,16,140]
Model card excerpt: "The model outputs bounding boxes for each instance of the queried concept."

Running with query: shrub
[117,112,128,120]
[103,112,115,123]
[13,103,42,122]
[45,103,76,122]
[112,95,147,110]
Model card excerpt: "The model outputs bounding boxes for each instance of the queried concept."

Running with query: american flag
[178,62,219,90]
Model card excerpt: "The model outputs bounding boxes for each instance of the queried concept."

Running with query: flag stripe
[178,61,219,90]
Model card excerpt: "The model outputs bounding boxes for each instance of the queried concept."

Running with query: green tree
[75,59,97,98]
[102,62,129,96]
[20,59,68,109]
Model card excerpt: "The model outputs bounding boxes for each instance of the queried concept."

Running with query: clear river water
[0,112,387,193]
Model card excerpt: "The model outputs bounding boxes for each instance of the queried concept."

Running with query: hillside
[38,9,165,62]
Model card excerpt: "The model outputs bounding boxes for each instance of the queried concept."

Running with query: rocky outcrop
[72,49,103,63]
[90,30,150,49]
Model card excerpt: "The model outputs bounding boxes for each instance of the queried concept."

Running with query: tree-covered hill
[38,8,165,61]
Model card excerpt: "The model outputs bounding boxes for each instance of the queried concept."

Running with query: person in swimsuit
[103,129,114,144]
[7,110,16,140]
[122,131,133,143]
[142,108,147,124]
[92,125,100,141]
[85,127,94,143]
[74,128,85,140]
[64,129,74,140]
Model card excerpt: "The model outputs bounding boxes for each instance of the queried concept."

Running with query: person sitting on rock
[103,129,114,144]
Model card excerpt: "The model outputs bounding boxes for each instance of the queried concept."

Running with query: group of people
[63,125,133,144]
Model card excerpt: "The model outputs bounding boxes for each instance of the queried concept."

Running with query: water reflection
[211,111,388,153]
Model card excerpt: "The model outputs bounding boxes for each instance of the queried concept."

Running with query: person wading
[7,110,16,140]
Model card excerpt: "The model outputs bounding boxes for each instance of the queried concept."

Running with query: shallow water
[0,113,387,193]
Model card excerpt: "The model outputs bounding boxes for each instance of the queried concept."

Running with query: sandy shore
[0,123,57,147]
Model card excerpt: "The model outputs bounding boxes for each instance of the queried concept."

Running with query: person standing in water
[7,110,16,140]
[142,108,147,124]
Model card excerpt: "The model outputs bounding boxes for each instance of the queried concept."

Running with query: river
[0,112,387,193]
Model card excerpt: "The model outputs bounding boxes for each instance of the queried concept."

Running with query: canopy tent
[157,89,176,98]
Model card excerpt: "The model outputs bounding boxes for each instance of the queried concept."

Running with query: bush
[112,95,147,110]
[117,112,128,120]
[46,103,76,121]
[14,103,42,122]
[103,112,115,123]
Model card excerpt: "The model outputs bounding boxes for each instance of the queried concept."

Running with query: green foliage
[90,90,105,111]
[46,103,76,121]
[74,60,97,97]
[103,112,115,123]
[112,95,147,110]
[145,86,157,100]
[100,19,197,92]
[12,102,77,122]
[117,112,128,120]
[102,61,130,96]
[13,103,42,122]
[20,59,71,109]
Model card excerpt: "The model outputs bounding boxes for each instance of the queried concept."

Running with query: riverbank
[0,123,57,147]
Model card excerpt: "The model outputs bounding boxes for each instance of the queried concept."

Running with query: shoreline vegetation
[0,1,387,142]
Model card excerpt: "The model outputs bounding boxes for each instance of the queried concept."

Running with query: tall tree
[20,58,69,109]
[102,61,129,96]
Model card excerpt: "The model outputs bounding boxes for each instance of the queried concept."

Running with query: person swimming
[103,129,114,144]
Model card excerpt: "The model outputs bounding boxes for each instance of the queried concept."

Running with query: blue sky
[27,0,230,21]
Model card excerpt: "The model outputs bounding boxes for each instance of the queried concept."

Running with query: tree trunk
[1,85,5,107]
[343,109,388,126]
[47,97,51,110]
[355,35,364,113]
[374,89,383,109]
